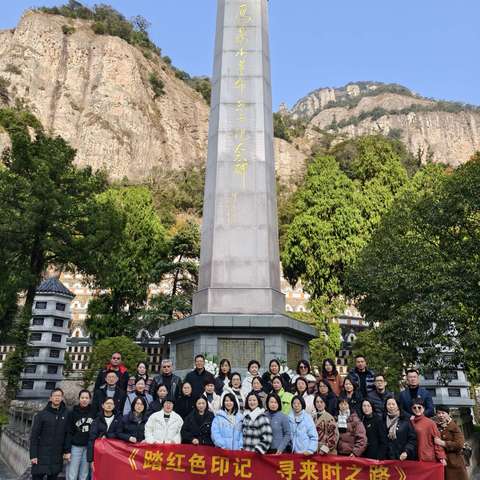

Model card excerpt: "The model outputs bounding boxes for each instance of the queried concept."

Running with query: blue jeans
[66,445,90,480]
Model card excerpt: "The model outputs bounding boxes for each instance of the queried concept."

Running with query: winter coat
[95,364,129,391]
[324,373,343,397]
[123,391,153,415]
[319,392,339,417]
[339,390,363,417]
[151,373,182,400]
[211,410,243,450]
[215,375,231,395]
[145,410,183,444]
[242,408,273,454]
[384,414,417,460]
[181,411,214,446]
[174,395,196,419]
[313,410,338,455]
[261,371,291,393]
[241,373,255,397]
[202,392,222,413]
[411,415,446,462]
[277,388,294,415]
[301,393,315,415]
[438,419,468,480]
[65,404,96,450]
[399,386,435,417]
[336,412,367,457]
[92,385,126,415]
[265,411,291,453]
[346,368,375,397]
[184,368,215,399]
[127,374,154,394]
[147,398,167,417]
[87,413,121,462]
[362,414,388,460]
[367,389,394,418]
[29,402,69,476]
[117,412,147,443]
[288,410,318,454]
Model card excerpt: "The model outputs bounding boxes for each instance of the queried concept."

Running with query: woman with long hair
[215,359,232,395]
[288,396,318,454]
[264,393,291,454]
[118,396,148,443]
[318,379,338,416]
[384,397,417,461]
[294,377,315,415]
[339,378,363,416]
[313,394,338,455]
[181,397,214,446]
[211,393,243,450]
[126,362,153,394]
[322,358,343,397]
[360,399,388,460]
[242,392,273,454]
[271,376,294,415]
[250,376,267,408]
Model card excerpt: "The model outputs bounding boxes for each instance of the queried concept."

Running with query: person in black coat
[318,380,338,416]
[384,397,417,461]
[92,370,126,415]
[87,398,121,463]
[183,354,215,400]
[64,389,96,480]
[94,352,129,392]
[361,399,388,460]
[147,384,171,417]
[118,397,148,443]
[339,378,363,417]
[215,359,232,395]
[181,397,214,446]
[30,388,69,480]
[175,382,196,419]
[261,359,291,393]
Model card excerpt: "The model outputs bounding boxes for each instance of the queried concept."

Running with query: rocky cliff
[289,82,480,167]
[0,10,305,183]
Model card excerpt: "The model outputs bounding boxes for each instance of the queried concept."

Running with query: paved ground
[0,460,17,480]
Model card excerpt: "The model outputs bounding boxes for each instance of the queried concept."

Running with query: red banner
[93,439,444,480]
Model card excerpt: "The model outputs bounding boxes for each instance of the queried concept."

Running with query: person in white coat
[241,360,261,397]
[202,379,222,413]
[145,398,183,444]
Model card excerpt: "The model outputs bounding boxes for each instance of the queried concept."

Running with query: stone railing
[3,400,44,449]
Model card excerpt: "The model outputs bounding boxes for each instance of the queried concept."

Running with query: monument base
[158,314,317,377]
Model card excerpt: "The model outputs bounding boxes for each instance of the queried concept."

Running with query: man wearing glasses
[94,352,129,392]
[367,374,394,418]
[151,359,182,401]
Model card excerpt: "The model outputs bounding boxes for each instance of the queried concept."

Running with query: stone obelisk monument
[161,0,315,373]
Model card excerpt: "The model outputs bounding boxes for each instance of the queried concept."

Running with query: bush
[83,336,147,387]
[149,72,165,98]
[61,24,75,35]
[5,64,21,75]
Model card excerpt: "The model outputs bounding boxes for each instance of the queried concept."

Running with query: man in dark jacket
[94,352,129,391]
[30,388,69,480]
[92,370,126,415]
[184,354,215,400]
[151,358,182,400]
[399,369,435,417]
[347,355,375,398]
[367,374,394,417]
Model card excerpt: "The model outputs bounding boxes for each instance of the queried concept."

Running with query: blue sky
[1,1,478,109]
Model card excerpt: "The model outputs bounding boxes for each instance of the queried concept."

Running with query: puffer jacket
[211,410,243,450]
[117,412,147,442]
[288,410,318,454]
[181,410,214,446]
[144,410,183,444]
[337,412,367,457]
[277,389,294,415]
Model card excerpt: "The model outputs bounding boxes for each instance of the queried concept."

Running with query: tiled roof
[36,277,74,298]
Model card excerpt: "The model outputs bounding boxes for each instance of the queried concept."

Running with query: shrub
[61,24,75,35]
[149,72,165,98]
[5,64,21,75]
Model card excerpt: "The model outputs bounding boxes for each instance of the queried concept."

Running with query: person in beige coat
[145,399,183,444]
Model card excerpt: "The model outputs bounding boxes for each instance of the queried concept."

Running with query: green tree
[83,336,146,387]
[86,186,169,340]
[347,155,480,381]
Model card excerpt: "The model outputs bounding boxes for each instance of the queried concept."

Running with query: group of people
[29,352,468,480]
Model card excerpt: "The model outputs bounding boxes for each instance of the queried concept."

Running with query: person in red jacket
[410,398,447,465]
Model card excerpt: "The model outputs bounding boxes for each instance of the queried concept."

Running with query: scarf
[386,413,400,440]
[337,409,350,430]
[436,415,452,431]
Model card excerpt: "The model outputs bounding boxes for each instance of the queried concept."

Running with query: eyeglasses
[299,365,308,369]
[412,406,423,410]
[112,356,121,360]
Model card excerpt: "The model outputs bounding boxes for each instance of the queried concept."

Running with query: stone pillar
[193,0,285,315]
